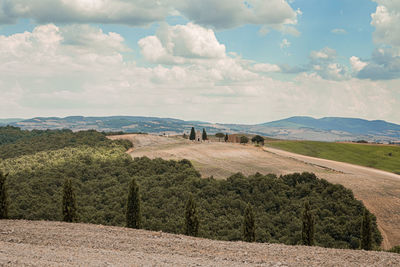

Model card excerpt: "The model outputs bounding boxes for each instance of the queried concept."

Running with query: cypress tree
[189,127,196,141]
[360,209,372,250]
[302,201,315,246]
[62,178,77,222]
[224,133,229,142]
[126,178,141,229]
[202,128,208,141]
[184,195,199,237]
[0,171,8,219]
[242,203,255,242]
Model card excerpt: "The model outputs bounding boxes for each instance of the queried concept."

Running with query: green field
[267,141,400,174]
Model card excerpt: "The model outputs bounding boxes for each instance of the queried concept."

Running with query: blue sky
[0,0,399,124]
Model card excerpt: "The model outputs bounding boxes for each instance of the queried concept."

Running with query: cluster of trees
[0,128,391,251]
[0,127,132,159]
[187,127,208,141]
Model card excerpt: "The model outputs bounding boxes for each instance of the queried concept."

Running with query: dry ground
[1,220,399,266]
[110,134,400,249]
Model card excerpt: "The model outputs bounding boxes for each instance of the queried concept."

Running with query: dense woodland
[0,127,382,249]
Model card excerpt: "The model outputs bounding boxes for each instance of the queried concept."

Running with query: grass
[267,141,400,174]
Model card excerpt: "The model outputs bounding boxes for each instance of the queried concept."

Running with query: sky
[0,0,400,124]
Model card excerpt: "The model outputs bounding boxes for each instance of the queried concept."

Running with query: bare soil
[1,220,399,266]
[110,134,400,249]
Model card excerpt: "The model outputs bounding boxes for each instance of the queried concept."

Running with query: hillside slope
[111,134,400,249]
[1,220,399,266]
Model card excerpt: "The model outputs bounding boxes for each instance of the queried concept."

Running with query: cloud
[350,56,368,72]
[0,0,299,35]
[371,1,400,53]
[308,47,349,80]
[351,2,400,80]
[356,48,400,80]
[177,0,299,32]
[280,39,291,49]
[138,23,226,64]
[1,23,399,124]
[331,28,347,34]
[0,0,172,26]
[310,47,337,61]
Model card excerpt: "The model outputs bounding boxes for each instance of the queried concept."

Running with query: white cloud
[280,39,291,49]
[331,28,347,34]
[350,56,368,72]
[371,1,400,54]
[1,23,399,124]
[138,23,226,64]
[0,0,299,35]
[352,2,400,80]
[0,0,172,26]
[250,63,281,73]
[176,0,298,29]
[310,47,337,61]
[308,47,349,80]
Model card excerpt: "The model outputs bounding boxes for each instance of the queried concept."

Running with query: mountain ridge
[2,115,400,142]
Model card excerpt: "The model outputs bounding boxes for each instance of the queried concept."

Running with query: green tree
[182,133,188,139]
[224,133,229,142]
[62,178,77,222]
[242,203,255,242]
[251,135,265,145]
[184,195,199,236]
[215,132,225,142]
[240,136,249,144]
[361,209,372,250]
[0,171,8,219]
[126,177,141,229]
[202,128,208,141]
[189,127,196,141]
[302,201,314,246]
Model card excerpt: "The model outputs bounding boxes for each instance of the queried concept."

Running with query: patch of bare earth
[1,220,399,266]
[110,134,400,249]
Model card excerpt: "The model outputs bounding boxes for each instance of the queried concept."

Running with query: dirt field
[1,220,399,266]
[110,134,400,249]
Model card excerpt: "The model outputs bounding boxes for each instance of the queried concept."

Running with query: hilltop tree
[251,135,265,145]
[184,195,199,237]
[361,209,372,250]
[224,133,229,142]
[126,177,141,229]
[189,127,196,141]
[62,178,77,222]
[242,203,255,242]
[0,171,8,219]
[182,133,188,139]
[215,133,225,142]
[202,128,208,141]
[240,136,249,144]
[302,201,315,246]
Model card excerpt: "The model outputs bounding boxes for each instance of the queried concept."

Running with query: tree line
[0,169,377,250]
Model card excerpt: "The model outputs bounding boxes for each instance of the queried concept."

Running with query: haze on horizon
[0,0,399,124]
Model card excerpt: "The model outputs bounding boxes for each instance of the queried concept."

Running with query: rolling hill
[2,115,400,142]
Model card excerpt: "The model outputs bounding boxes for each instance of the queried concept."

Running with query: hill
[267,140,400,174]
[4,115,400,142]
[1,220,399,266]
[113,134,400,249]
[261,116,400,139]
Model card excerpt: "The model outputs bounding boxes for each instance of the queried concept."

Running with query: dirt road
[1,220,399,266]
[111,134,400,249]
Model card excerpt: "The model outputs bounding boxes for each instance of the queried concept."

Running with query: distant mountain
[0,118,24,125]
[3,115,400,142]
[261,116,400,139]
